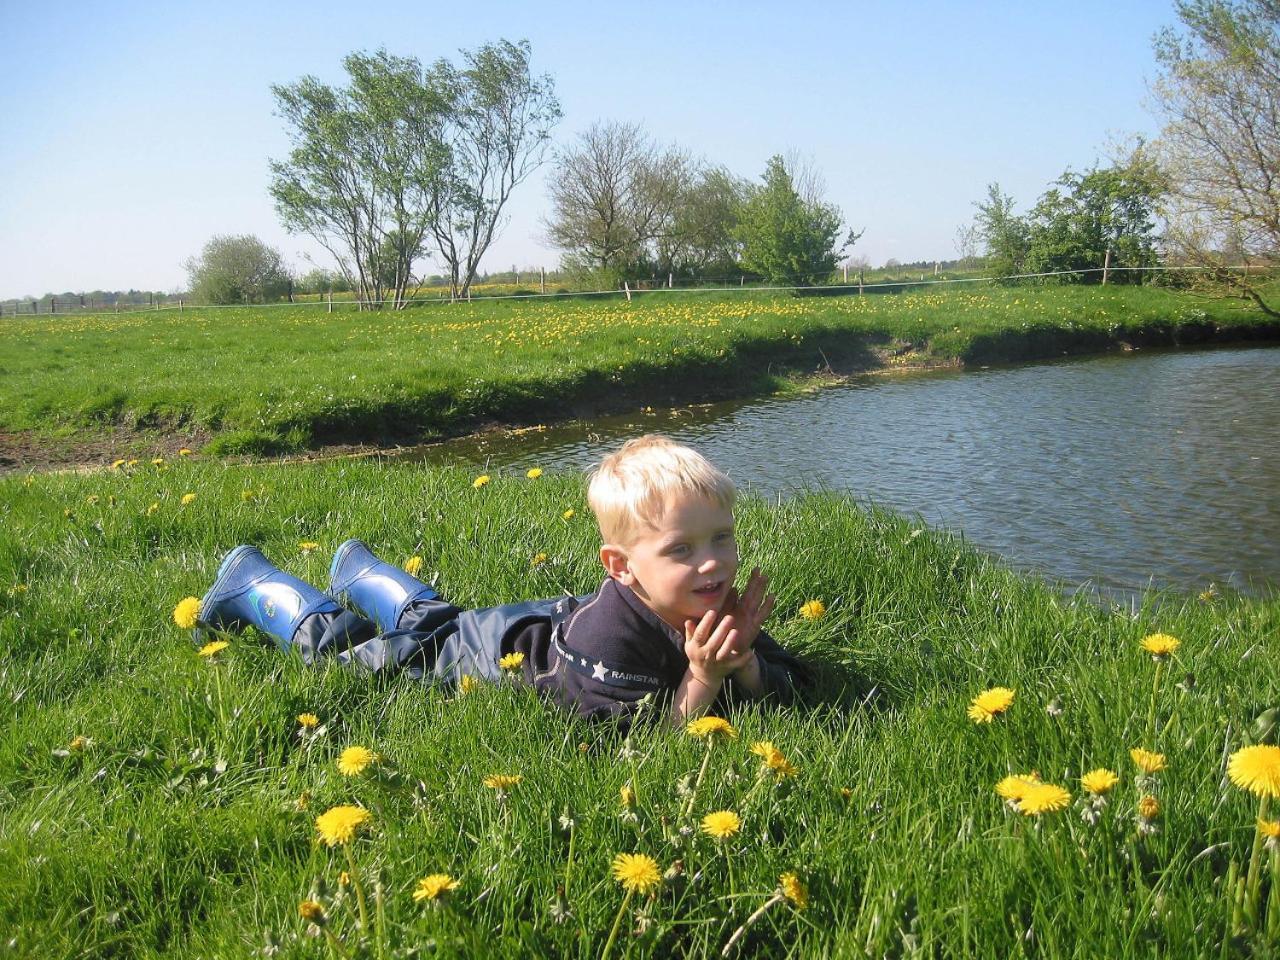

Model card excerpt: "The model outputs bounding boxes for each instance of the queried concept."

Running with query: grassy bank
[1,460,1277,957]
[2,284,1276,466]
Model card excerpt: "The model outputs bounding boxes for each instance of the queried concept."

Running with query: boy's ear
[599,543,634,585]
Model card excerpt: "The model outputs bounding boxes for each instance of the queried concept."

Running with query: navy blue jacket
[505,578,810,725]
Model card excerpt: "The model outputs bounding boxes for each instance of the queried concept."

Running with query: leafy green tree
[271,50,449,309]
[1024,160,1165,282]
[659,166,749,279]
[184,235,292,305]
[733,155,858,288]
[1151,0,1280,316]
[422,40,561,300]
[973,183,1030,278]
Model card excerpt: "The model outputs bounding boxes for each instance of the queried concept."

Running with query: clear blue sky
[0,0,1178,298]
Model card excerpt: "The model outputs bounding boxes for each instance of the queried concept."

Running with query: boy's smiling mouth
[693,581,724,596]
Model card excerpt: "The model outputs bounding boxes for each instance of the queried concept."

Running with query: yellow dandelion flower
[1257,818,1280,838]
[197,639,229,658]
[526,467,543,479]
[146,502,160,516]
[779,872,808,909]
[1138,795,1161,820]
[298,900,326,922]
[531,552,548,566]
[611,852,662,894]
[685,716,738,740]
[240,489,256,502]
[151,458,165,466]
[337,746,375,776]
[413,874,459,902]
[499,651,525,672]
[1198,585,1218,604]
[484,773,523,790]
[799,599,826,620]
[459,674,480,695]
[338,870,350,886]
[700,810,742,839]
[314,805,371,846]
[967,686,1016,723]
[86,495,99,505]
[68,735,90,752]
[995,773,1041,802]
[297,712,320,728]
[1018,782,1072,816]
[111,458,126,469]
[1227,744,1280,798]
[1130,748,1167,774]
[472,474,490,488]
[620,783,636,808]
[750,741,798,778]
[1140,633,1181,658]
[562,508,575,520]
[1080,768,1120,795]
[299,541,320,553]
[180,493,196,505]
[179,448,193,457]
[127,459,139,467]
[403,555,423,577]
[173,596,201,629]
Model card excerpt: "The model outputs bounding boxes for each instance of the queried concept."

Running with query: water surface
[406,347,1280,596]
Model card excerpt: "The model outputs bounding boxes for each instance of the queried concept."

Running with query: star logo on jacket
[592,661,607,681]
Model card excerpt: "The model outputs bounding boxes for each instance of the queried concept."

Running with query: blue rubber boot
[200,545,341,650]
[329,539,440,633]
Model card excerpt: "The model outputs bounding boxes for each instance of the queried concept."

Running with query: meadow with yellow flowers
[1,458,1277,957]
[2,283,1274,465]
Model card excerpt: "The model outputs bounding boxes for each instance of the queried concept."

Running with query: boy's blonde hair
[588,434,736,546]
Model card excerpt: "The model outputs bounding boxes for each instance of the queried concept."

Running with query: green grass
[2,284,1275,460]
[1,460,1277,957]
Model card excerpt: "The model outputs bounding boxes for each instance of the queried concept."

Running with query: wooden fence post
[624,281,632,302]
[1102,248,1112,285]
[540,268,546,295]
[859,270,864,296]
[327,291,333,313]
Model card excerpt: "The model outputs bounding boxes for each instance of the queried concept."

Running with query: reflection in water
[405,347,1280,596]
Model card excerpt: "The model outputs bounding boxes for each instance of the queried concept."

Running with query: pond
[405,346,1280,597]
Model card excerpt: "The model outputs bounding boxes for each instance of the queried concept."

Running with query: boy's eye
[668,544,690,557]
[714,531,734,543]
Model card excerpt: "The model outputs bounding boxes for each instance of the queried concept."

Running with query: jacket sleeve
[726,629,811,705]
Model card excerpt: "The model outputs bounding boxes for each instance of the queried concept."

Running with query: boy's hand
[683,568,775,684]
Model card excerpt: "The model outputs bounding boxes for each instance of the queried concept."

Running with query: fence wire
[4,264,1266,317]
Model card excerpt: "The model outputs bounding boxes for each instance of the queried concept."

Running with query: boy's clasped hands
[683,566,775,694]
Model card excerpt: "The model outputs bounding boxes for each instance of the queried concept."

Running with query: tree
[184,235,292,305]
[271,49,450,309]
[544,121,693,282]
[659,166,749,279]
[732,155,859,289]
[271,41,558,308]
[972,183,1030,277]
[422,39,561,299]
[1151,0,1280,315]
[1023,159,1165,282]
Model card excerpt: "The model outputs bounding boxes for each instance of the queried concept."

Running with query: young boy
[191,435,807,725]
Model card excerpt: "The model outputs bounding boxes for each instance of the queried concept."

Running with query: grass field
[1,460,1278,957]
[2,283,1275,464]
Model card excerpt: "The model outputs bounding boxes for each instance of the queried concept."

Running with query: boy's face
[601,494,739,631]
